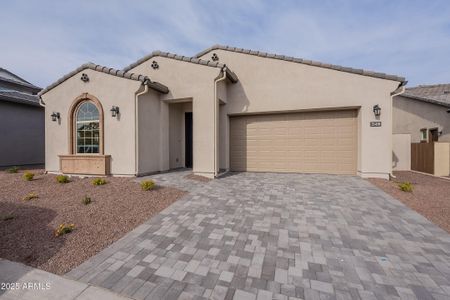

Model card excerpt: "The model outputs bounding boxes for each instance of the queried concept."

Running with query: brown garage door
[230,110,357,175]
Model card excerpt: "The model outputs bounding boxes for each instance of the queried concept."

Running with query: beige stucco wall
[434,142,450,176]
[200,50,401,179]
[392,134,411,171]
[129,57,220,177]
[41,69,142,175]
[394,96,450,175]
[137,89,166,175]
[393,95,450,142]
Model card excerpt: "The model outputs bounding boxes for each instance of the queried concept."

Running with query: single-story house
[394,84,450,142]
[393,84,450,175]
[0,68,44,167]
[39,45,406,179]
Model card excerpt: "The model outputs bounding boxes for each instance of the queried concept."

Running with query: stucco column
[192,92,216,178]
[159,101,170,171]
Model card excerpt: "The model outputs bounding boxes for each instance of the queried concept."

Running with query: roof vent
[211,53,219,61]
[80,73,89,82]
[151,61,159,70]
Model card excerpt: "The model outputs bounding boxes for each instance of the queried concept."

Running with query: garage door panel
[230,110,357,175]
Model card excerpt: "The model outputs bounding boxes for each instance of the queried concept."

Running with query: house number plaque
[370,121,382,127]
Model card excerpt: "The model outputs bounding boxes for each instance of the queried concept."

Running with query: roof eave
[195,44,406,83]
[398,93,450,108]
[0,95,42,107]
[0,76,41,91]
[225,68,238,83]
[38,63,169,97]
[123,51,231,73]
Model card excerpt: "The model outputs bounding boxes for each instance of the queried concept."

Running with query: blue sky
[1,0,449,88]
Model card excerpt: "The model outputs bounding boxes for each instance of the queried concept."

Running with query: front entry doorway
[185,112,193,168]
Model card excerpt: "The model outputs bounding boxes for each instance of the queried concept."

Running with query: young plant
[81,195,92,205]
[56,175,70,183]
[398,182,413,192]
[2,215,15,221]
[92,178,107,186]
[23,192,38,201]
[22,172,35,181]
[5,166,19,173]
[55,223,75,237]
[140,180,156,191]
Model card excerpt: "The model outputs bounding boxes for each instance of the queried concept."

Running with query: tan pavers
[66,171,450,299]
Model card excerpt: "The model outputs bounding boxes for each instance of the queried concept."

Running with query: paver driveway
[67,171,450,300]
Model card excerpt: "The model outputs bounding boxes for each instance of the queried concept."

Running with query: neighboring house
[0,68,44,167]
[393,84,450,175]
[394,84,450,142]
[39,45,406,179]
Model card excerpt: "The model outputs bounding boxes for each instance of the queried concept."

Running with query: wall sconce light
[51,112,60,122]
[110,106,120,117]
[373,104,381,117]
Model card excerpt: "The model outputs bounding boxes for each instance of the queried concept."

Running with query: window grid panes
[76,101,100,154]
[420,129,428,142]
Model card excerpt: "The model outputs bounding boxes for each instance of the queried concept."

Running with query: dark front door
[185,112,193,168]
[429,128,439,142]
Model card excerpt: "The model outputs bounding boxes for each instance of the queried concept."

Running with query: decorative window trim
[68,93,104,155]
[420,128,428,143]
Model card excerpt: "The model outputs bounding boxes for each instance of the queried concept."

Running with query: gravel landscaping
[0,169,185,275]
[369,171,450,233]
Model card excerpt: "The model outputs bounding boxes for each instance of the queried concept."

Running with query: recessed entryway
[168,102,192,170]
[185,112,193,168]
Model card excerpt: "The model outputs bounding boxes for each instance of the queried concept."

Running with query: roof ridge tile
[194,44,405,82]
[39,63,169,97]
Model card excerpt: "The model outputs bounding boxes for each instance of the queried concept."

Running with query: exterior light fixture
[110,106,120,117]
[51,112,60,122]
[373,104,381,117]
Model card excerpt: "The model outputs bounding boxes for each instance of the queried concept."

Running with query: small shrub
[56,175,70,183]
[55,223,75,237]
[398,182,413,192]
[23,192,38,201]
[6,166,19,173]
[22,172,35,181]
[81,195,92,205]
[2,215,15,221]
[140,180,156,191]
[92,178,107,186]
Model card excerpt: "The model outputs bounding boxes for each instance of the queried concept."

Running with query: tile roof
[122,51,238,83]
[401,83,450,108]
[0,89,41,107]
[195,44,406,83]
[38,63,169,97]
[0,68,41,91]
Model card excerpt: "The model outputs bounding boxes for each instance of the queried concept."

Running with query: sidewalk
[0,259,131,300]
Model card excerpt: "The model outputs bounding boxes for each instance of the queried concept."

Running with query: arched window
[75,101,100,154]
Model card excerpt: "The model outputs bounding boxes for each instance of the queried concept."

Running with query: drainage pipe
[389,81,407,180]
[213,67,228,177]
[135,81,149,176]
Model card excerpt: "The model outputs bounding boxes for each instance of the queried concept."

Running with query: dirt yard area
[0,169,185,275]
[369,171,450,233]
